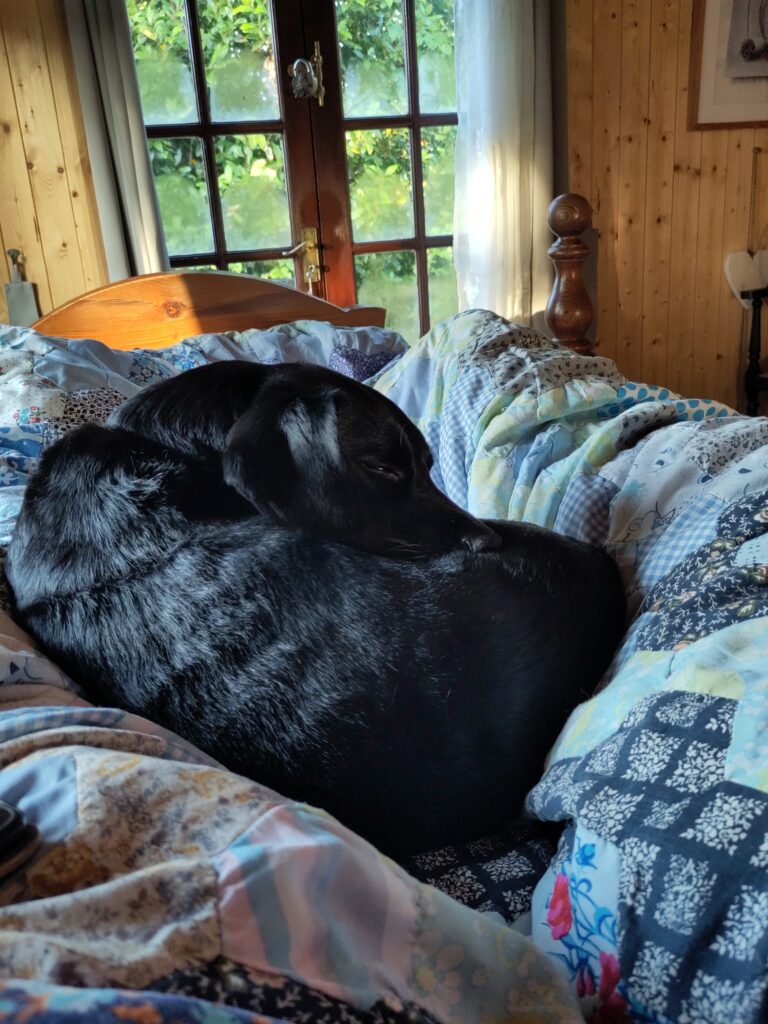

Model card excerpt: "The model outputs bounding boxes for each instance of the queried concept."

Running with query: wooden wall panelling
[615,0,651,382]
[658,0,701,397]
[0,0,107,322]
[640,0,680,389]
[0,19,53,317]
[2,3,88,308]
[569,0,768,408]
[690,130,729,399]
[752,135,768,252]
[41,0,108,292]
[714,131,754,409]
[590,0,622,365]
[566,0,593,198]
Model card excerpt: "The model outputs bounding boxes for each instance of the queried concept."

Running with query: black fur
[7,362,625,856]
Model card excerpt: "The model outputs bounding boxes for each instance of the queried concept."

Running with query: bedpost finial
[546,194,594,355]
[547,193,592,237]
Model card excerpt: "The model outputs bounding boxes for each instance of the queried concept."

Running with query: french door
[127,0,457,342]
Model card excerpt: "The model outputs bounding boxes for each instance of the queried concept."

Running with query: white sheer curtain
[65,0,169,279]
[453,0,553,326]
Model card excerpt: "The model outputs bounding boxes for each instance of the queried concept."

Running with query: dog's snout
[463,529,501,553]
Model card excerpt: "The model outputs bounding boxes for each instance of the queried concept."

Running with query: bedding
[374,312,768,1023]
[0,309,767,1023]
[0,317,584,1024]
[0,615,583,1024]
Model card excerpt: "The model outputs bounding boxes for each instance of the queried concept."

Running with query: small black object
[742,286,768,416]
[0,799,39,880]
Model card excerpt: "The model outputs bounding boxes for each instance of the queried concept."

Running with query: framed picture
[690,0,768,129]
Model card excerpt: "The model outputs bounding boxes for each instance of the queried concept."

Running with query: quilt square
[680,792,765,855]
[654,854,718,935]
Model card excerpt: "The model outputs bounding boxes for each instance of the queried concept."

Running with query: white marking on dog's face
[280,394,341,475]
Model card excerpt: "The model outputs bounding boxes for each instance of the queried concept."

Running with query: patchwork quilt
[0,654,581,1024]
[0,309,767,1023]
[374,312,768,1023]
[0,318,581,1024]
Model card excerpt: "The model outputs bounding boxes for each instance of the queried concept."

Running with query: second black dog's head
[222,365,499,558]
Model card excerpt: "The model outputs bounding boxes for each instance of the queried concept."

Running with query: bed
[1,196,766,1024]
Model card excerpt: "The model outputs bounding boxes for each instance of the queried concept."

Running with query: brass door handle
[281,241,309,257]
[281,228,321,293]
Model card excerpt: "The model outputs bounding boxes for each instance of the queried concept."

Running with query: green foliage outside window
[127,0,457,328]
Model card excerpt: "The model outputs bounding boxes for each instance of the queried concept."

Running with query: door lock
[287,41,325,107]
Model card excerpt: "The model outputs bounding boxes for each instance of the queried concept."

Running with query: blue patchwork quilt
[374,311,768,1024]
[0,309,767,1023]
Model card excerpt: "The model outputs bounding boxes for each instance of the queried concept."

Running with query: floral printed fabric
[525,492,768,1021]
[529,690,768,1022]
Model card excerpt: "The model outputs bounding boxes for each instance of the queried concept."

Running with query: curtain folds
[453,0,553,326]
[65,0,169,279]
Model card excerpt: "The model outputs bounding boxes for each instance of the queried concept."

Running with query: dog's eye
[363,461,402,481]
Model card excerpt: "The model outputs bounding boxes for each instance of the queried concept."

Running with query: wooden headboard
[33,272,386,350]
[32,195,594,353]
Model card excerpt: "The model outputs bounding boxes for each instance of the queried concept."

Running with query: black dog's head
[222,365,500,557]
[114,362,499,558]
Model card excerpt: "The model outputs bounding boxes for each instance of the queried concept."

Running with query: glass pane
[198,2,279,121]
[422,126,456,236]
[148,138,214,256]
[227,259,295,286]
[427,247,457,325]
[187,264,218,270]
[214,134,291,251]
[347,129,413,242]
[415,0,456,113]
[127,0,197,125]
[335,0,407,116]
[355,251,418,343]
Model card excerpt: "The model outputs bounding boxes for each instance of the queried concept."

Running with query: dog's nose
[463,529,501,553]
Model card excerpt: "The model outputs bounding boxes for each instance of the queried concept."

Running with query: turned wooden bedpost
[546,194,594,355]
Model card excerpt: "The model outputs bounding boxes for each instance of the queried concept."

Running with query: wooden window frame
[138,0,457,335]
[143,0,320,276]
[304,0,457,331]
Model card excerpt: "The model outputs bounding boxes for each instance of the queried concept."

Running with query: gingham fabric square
[637,493,724,591]
[437,365,495,509]
[554,473,619,544]
[421,418,445,492]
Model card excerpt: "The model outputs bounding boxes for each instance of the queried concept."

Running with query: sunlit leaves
[148,138,214,254]
[214,135,289,250]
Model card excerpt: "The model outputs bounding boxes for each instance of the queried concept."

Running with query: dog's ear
[222,378,342,524]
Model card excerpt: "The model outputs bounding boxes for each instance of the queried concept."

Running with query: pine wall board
[566,0,767,410]
[0,0,107,324]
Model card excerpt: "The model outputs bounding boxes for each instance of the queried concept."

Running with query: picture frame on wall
[690,0,768,129]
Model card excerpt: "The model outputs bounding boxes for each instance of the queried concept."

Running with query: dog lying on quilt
[7,362,625,856]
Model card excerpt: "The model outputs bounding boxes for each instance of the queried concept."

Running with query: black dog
[7,362,625,856]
